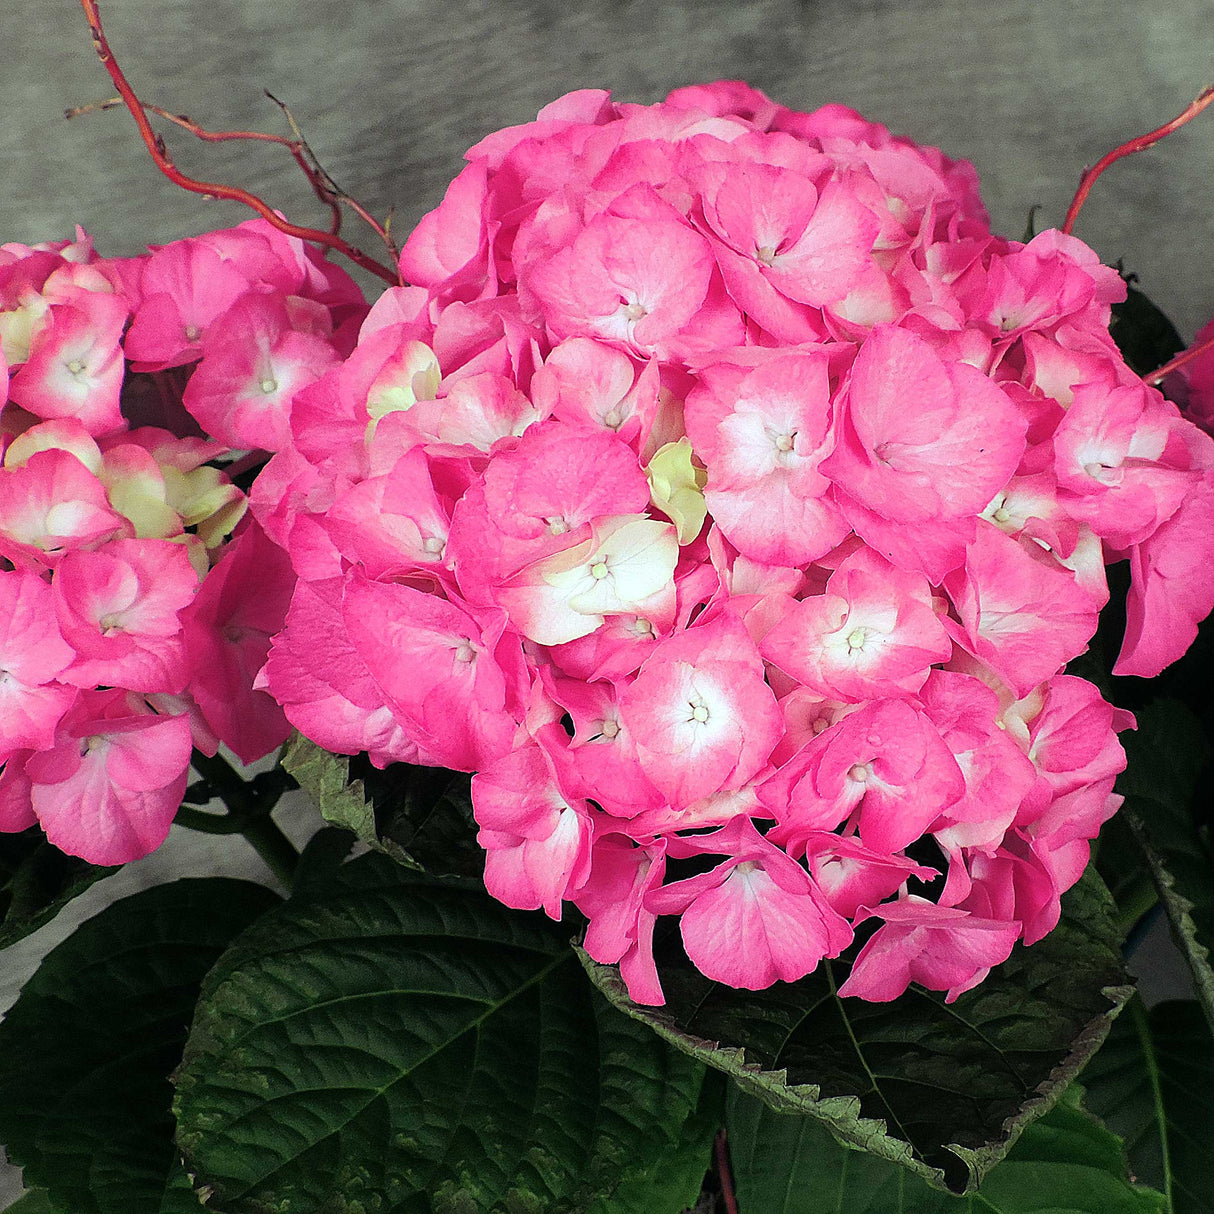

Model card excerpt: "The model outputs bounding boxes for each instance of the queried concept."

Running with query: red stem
[1144,326,1214,386]
[715,1128,740,1214]
[262,89,396,253]
[1062,85,1214,235]
[78,0,399,284]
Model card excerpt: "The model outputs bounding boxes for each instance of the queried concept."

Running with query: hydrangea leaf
[279,732,384,852]
[726,1083,1165,1214]
[0,827,114,952]
[282,735,483,877]
[0,878,280,1214]
[1108,277,1185,376]
[290,824,357,897]
[173,852,708,1214]
[2,1189,56,1214]
[349,753,484,879]
[581,864,1132,1195]
[1115,701,1214,1030]
[1094,812,1159,938]
[1082,997,1214,1213]
[588,1069,722,1214]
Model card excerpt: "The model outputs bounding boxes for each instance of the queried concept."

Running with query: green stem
[240,811,300,889]
[174,749,301,887]
[189,749,255,812]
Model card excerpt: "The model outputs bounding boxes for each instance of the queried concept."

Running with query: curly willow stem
[1062,85,1214,236]
[1144,325,1214,386]
[715,1129,740,1214]
[77,0,400,284]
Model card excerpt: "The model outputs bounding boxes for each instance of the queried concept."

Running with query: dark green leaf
[0,879,280,1214]
[0,828,114,952]
[280,732,383,849]
[2,1189,56,1214]
[1116,701,1214,1029]
[173,852,706,1213]
[291,825,357,898]
[582,865,1132,1194]
[1083,997,1214,1213]
[727,1084,1165,1214]
[282,735,484,877]
[590,1069,723,1214]
[353,754,484,879]
[1109,277,1185,377]
[1094,814,1159,939]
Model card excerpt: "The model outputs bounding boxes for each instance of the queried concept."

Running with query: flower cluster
[255,85,1208,1002]
[0,220,361,863]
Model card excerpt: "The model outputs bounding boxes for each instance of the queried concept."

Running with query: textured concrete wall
[0,0,1210,1204]
[3,0,1213,332]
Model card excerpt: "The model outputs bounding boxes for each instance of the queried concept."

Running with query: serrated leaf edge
[280,734,419,869]
[579,945,1134,1196]
[1125,808,1214,1034]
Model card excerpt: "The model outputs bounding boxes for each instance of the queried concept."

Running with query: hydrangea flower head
[0,220,363,862]
[258,81,1212,1005]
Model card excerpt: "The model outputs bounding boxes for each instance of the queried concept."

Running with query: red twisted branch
[715,1128,740,1214]
[1062,85,1214,236]
[1144,325,1214,387]
[77,0,400,285]
[264,88,397,258]
[68,94,346,235]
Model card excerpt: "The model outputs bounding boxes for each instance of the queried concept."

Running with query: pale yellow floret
[106,480,180,540]
[646,438,707,545]
[162,464,247,548]
[364,341,442,442]
[4,426,103,474]
[0,295,51,365]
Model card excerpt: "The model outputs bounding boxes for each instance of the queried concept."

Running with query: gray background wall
[3,1,1214,334]
[1,0,1210,1204]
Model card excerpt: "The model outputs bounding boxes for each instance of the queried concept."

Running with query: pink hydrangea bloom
[0,569,76,753]
[179,519,295,765]
[52,538,199,694]
[181,292,340,451]
[21,690,193,865]
[1170,317,1214,436]
[574,834,667,1006]
[472,741,595,919]
[1114,470,1214,677]
[646,816,852,989]
[837,896,1022,1003]
[685,349,849,564]
[256,577,424,768]
[761,546,951,701]
[0,223,363,864]
[619,614,782,809]
[8,291,128,435]
[253,80,1208,1007]
[942,522,1100,696]
[761,696,965,856]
